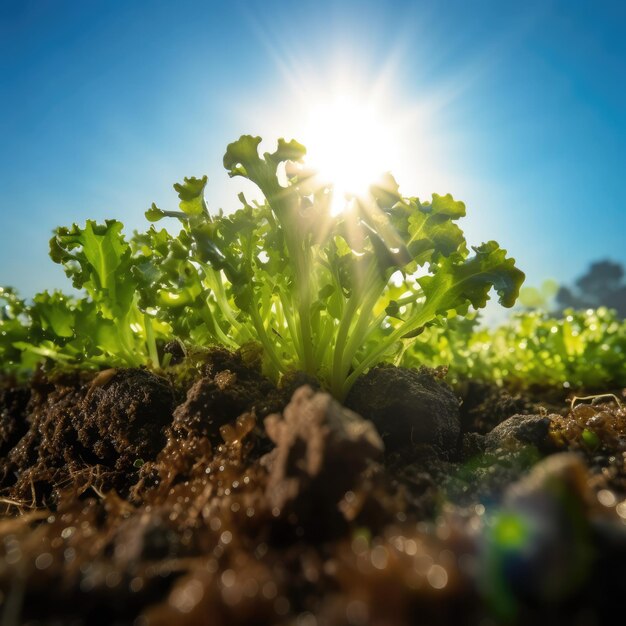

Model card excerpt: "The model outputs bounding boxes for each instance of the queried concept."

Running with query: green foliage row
[0,136,525,398]
[405,307,626,391]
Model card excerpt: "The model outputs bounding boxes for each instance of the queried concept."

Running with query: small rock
[484,413,555,454]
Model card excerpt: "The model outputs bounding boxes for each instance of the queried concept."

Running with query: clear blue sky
[1,0,625,298]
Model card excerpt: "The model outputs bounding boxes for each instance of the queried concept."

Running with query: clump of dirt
[0,368,174,504]
[261,385,385,538]
[131,349,281,502]
[170,371,264,444]
[550,400,626,493]
[484,413,556,455]
[1,370,96,503]
[346,365,460,457]
[165,345,311,427]
[343,365,464,521]
[551,400,626,452]
[458,381,538,434]
[78,368,174,472]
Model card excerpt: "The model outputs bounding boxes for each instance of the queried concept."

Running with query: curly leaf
[173,176,208,216]
[51,220,134,318]
[403,194,467,262]
[223,136,305,215]
[145,203,166,222]
[419,241,525,315]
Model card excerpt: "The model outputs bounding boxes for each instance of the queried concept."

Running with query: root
[570,393,624,412]
[0,497,35,514]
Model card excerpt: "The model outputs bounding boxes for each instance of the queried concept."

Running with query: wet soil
[0,353,625,625]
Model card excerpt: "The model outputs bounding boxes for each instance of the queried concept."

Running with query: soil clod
[346,365,460,457]
[484,413,556,454]
[262,385,383,534]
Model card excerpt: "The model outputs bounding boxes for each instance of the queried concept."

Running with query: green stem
[294,253,315,374]
[202,265,247,338]
[143,313,160,369]
[248,304,283,380]
[340,304,438,399]
[340,282,385,378]
[278,289,305,364]
[118,313,144,368]
[314,315,335,373]
[199,303,238,349]
[270,197,316,374]
[331,296,359,392]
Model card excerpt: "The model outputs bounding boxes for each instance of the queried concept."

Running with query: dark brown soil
[346,365,460,456]
[457,380,539,434]
[0,368,175,505]
[0,354,625,625]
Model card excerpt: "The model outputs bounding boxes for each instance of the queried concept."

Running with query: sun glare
[242,56,458,215]
[300,94,398,215]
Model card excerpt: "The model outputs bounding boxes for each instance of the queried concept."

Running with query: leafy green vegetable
[0,221,173,373]
[406,307,626,391]
[1,288,100,372]
[0,135,525,397]
[148,135,524,397]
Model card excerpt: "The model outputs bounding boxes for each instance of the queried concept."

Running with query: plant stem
[143,313,160,369]
[340,304,437,399]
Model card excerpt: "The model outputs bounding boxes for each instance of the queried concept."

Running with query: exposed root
[570,393,624,411]
[0,497,36,516]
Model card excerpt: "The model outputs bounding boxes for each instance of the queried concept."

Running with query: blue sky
[1,0,625,300]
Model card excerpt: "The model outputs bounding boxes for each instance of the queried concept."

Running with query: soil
[0,351,625,625]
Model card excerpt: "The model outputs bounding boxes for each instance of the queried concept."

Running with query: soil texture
[1,352,625,625]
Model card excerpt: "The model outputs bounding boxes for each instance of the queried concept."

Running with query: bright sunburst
[239,55,457,217]
[300,92,399,215]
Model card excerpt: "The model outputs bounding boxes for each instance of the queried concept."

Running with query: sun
[299,93,399,215]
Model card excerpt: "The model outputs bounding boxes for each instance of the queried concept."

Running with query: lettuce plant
[148,135,525,398]
[0,222,171,373]
[1,135,524,396]
[406,307,626,391]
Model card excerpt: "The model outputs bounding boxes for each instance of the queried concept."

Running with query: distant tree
[556,260,626,318]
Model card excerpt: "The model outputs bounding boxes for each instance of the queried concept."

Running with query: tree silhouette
[556,260,626,318]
